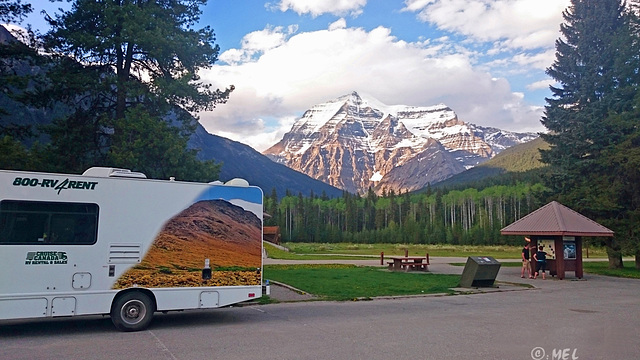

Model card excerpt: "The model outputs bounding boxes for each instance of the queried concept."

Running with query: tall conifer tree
[33,0,231,180]
[541,0,639,267]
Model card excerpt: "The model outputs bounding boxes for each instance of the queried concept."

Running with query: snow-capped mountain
[263,92,537,194]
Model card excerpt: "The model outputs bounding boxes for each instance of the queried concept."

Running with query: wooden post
[380,252,384,265]
[555,237,565,280]
[404,248,408,257]
[576,237,583,279]
[426,253,430,265]
[530,238,537,277]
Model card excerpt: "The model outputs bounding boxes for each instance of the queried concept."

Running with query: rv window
[0,201,98,245]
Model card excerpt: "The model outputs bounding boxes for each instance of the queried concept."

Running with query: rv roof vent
[82,167,147,179]
[208,180,224,185]
[224,178,249,187]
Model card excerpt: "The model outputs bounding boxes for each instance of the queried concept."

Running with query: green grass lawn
[262,244,632,301]
[266,242,608,260]
[263,243,370,260]
[583,261,640,279]
[264,264,460,301]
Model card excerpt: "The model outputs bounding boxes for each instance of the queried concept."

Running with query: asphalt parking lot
[1,258,638,360]
[261,256,640,360]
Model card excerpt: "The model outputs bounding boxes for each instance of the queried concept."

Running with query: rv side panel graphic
[0,168,265,331]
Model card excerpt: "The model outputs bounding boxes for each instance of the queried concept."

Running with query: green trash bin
[459,256,501,288]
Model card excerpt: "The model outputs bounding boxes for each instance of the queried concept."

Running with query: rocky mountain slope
[430,137,550,189]
[263,92,537,194]
[189,124,343,198]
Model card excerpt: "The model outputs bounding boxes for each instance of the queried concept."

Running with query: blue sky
[13,0,571,151]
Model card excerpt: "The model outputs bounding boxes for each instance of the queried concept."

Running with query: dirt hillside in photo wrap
[114,200,262,289]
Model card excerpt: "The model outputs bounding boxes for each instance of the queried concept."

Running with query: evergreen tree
[265,188,278,226]
[43,0,231,121]
[542,0,636,178]
[0,135,39,169]
[1,0,35,118]
[590,94,640,268]
[0,3,50,168]
[541,0,640,268]
[0,0,31,23]
[110,105,220,181]
[0,36,41,125]
[29,0,231,179]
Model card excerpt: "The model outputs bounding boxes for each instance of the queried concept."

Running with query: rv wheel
[111,291,155,332]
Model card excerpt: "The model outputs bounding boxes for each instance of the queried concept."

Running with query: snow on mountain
[263,91,537,194]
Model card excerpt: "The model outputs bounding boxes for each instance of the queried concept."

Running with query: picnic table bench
[387,256,430,272]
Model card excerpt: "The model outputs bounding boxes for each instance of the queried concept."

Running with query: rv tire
[111,291,155,332]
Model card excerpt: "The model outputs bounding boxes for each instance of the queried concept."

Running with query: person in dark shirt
[521,238,532,279]
[533,245,547,279]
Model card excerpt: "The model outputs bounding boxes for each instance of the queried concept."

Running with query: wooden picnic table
[387,256,429,272]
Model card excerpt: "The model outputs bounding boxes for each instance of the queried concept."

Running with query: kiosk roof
[501,201,614,237]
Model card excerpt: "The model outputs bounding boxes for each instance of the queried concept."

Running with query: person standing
[521,238,532,279]
[533,245,547,280]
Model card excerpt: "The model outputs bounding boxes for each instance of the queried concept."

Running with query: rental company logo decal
[25,251,68,265]
[13,177,98,194]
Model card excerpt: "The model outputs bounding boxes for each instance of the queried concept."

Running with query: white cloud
[527,79,553,91]
[511,49,556,70]
[481,48,556,77]
[329,18,347,31]
[403,0,569,50]
[275,0,367,17]
[220,25,298,64]
[197,21,545,152]
[403,0,434,12]
[241,27,288,51]
[216,115,298,153]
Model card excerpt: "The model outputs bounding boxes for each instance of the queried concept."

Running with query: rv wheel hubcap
[122,300,146,324]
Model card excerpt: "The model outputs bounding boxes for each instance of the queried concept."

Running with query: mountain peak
[346,90,361,100]
[263,93,538,194]
[337,91,363,107]
[336,91,375,110]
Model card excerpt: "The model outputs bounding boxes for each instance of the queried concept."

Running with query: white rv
[0,167,267,331]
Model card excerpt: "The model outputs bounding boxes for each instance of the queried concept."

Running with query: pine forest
[264,183,545,246]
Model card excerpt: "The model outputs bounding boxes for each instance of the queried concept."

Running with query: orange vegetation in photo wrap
[113,200,262,289]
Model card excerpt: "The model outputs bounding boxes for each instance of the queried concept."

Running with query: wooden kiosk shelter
[501,201,614,279]
[263,226,281,245]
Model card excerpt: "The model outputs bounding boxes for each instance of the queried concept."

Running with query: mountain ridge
[429,137,549,189]
[263,91,537,194]
[189,124,343,198]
